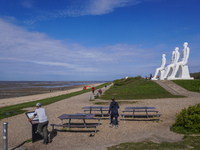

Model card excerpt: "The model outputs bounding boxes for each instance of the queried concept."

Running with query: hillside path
[153,80,200,97]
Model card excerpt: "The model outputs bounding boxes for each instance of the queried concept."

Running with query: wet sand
[0,81,103,99]
[0,83,103,108]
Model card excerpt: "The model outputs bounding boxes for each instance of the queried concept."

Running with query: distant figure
[152,54,166,80]
[108,97,119,129]
[149,74,152,80]
[98,89,102,94]
[28,103,49,145]
[92,86,95,95]
[161,47,180,79]
[168,42,190,79]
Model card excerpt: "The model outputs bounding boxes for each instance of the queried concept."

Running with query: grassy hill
[173,79,200,93]
[99,76,184,100]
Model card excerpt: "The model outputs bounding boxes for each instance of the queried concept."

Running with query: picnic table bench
[121,107,161,120]
[82,106,109,117]
[50,113,100,133]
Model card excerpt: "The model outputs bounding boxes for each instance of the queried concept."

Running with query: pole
[3,122,8,150]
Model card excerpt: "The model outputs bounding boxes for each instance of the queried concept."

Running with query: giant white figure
[152,54,166,80]
[161,47,180,80]
[168,42,193,80]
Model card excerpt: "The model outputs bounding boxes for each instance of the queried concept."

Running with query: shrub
[171,104,200,134]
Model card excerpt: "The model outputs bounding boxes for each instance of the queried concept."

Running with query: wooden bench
[82,106,109,117]
[50,123,99,133]
[122,110,159,113]
[83,109,108,112]
[121,107,161,121]
[121,114,161,120]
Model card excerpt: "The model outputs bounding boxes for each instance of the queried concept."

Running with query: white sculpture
[152,54,166,80]
[160,47,179,80]
[168,42,193,80]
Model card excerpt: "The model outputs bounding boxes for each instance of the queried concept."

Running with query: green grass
[107,135,200,150]
[99,78,184,100]
[173,79,200,92]
[26,138,32,143]
[170,126,197,135]
[0,83,110,120]
[94,101,137,105]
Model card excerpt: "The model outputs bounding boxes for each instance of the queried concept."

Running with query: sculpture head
[162,54,166,57]
[175,47,179,51]
[183,42,188,48]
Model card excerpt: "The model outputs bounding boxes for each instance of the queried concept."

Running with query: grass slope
[100,77,184,100]
[173,79,200,93]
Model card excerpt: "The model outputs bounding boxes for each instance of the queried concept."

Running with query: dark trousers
[110,116,118,125]
[37,121,48,143]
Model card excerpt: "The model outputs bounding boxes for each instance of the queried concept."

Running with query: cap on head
[111,97,115,100]
[36,103,41,107]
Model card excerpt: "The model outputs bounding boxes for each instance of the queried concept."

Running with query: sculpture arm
[161,58,166,69]
[183,48,190,65]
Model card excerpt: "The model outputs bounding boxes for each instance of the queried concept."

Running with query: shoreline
[0,83,104,108]
[0,81,105,99]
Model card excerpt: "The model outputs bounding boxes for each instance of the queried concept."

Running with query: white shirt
[34,107,48,123]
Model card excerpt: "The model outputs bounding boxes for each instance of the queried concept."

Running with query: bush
[171,104,200,134]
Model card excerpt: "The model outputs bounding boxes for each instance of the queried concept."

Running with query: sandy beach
[0,83,103,108]
[0,82,200,150]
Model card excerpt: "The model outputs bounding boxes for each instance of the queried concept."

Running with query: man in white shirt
[29,103,49,145]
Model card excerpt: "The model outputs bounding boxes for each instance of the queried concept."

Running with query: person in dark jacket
[108,97,119,129]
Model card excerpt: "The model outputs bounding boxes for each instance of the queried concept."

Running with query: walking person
[92,86,95,95]
[28,103,49,145]
[108,97,119,129]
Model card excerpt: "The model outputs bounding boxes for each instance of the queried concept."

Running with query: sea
[0,81,105,99]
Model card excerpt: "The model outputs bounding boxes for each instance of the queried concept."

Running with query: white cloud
[21,0,34,8]
[24,0,144,25]
[0,18,144,69]
[85,0,140,15]
[0,18,161,80]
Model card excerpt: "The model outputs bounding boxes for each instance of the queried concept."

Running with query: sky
[0,0,200,81]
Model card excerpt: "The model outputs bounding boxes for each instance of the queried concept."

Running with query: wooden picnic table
[82,106,109,117]
[121,107,161,120]
[50,113,100,133]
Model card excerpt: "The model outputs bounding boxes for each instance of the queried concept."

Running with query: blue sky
[0,0,199,81]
